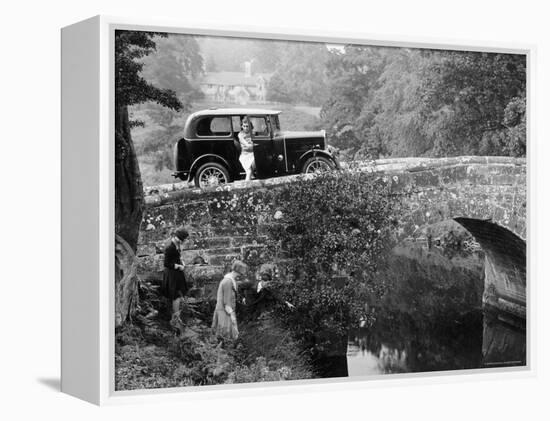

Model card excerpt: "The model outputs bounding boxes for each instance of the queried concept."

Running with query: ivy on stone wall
[264,171,399,356]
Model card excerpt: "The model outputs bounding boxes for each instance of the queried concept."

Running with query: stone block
[193,236,232,249]
[138,225,172,244]
[412,170,440,188]
[515,173,527,187]
[211,225,256,236]
[205,247,241,256]
[386,173,414,193]
[180,250,205,265]
[492,206,506,225]
[513,190,527,220]
[490,174,519,186]
[208,253,241,267]
[142,205,176,230]
[175,201,211,227]
[231,235,268,247]
[438,165,468,185]
[184,264,224,288]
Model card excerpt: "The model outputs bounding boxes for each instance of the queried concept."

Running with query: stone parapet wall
[136,156,527,302]
[138,179,294,299]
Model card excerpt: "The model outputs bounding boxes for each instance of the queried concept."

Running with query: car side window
[196,117,232,137]
[249,117,268,137]
[231,116,242,133]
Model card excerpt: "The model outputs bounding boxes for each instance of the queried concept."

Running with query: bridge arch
[454,217,526,318]
[372,157,526,318]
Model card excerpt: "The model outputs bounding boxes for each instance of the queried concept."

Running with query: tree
[115,30,182,326]
[265,73,292,103]
[135,35,204,173]
[266,42,331,105]
[320,46,389,156]
[140,35,204,109]
[320,47,526,159]
[421,51,526,156]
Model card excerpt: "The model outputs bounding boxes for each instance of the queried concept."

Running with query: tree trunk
[115,104,144,251]
[115,104,144,326]
[115,234,139,327]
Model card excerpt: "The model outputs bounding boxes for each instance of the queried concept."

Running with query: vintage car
[172,108,340,188]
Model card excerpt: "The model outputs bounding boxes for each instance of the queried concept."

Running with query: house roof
[199,71,271,86]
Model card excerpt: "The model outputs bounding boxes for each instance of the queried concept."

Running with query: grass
[115,287,315,391]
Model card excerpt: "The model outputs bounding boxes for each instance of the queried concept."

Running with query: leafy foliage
[226,319,313,383]
[266,42,331,105]
[265,171,398,357]
[115,305,315,389]
[321,47,526,159]
[139,35,204,109]
[118,32,205,173]
[115,30,183,111]
[422,51,526,157]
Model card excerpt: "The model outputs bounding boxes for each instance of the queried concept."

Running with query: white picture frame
[61,15,533,405]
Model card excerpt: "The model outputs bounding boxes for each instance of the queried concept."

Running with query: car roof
[189,108,282,118]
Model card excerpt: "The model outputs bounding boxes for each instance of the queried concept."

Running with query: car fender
[298,149,341,170]
[189,154,232,182]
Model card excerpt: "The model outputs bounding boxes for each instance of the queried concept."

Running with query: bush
[228,318,314,382]
[265,171,399,358]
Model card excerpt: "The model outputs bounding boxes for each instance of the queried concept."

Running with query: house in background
[199,61,271,104]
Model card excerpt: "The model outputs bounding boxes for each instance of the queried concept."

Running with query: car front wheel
[194,162,231,188]
[301,156,335,174]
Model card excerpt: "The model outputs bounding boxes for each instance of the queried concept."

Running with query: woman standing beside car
[238,117,255,181]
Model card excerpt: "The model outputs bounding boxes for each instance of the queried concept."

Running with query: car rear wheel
[302,156,335,174]
[194,162,231,188]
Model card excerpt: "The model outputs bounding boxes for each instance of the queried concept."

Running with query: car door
[249,116,275,178]
[267,115,287,176]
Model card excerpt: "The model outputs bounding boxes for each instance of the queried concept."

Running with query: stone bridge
[137,156,526,319]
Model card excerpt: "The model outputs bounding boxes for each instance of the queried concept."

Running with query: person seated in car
[238,118,255,181]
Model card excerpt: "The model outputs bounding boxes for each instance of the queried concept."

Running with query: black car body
[172,108,340,187]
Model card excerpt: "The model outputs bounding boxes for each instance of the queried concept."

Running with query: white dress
[238,131,254,174]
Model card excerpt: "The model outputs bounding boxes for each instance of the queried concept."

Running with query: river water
[346,242,526,377]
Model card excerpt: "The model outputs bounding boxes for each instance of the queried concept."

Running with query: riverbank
[115,285,314,390]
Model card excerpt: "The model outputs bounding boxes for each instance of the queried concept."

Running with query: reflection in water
[347,243,526,376]
[348,341,407,375]
[482,309,526,368]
